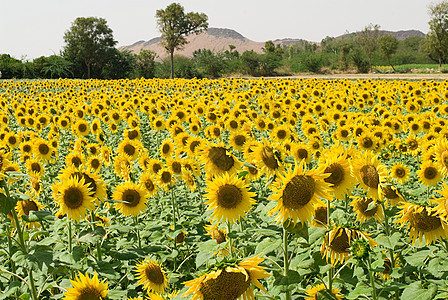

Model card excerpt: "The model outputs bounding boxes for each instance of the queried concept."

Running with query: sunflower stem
[90,210,102,262]
[367,255,378,300]
[227,221,234,259]
[282,226,292,300]
[68,219,73,254]
[28,269,38,300]
[133,216,142,249]
[326,199,334,294]
[380,202,396,269]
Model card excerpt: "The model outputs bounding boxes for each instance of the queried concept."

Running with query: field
[1,77,448,300]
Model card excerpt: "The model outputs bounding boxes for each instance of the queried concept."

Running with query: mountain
[121,28,425,59]
[121,27,307,59]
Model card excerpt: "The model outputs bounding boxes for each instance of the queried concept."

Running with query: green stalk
[170,189,178,270]
[68,219,73,253]
[367,256,378,300]
[380,202,395,269]
[327,199,334,293]
[28,269,38,300]
[90,211,102,261]
[283,227,291,300]
[133,216,142,249]
[227,221,234,259]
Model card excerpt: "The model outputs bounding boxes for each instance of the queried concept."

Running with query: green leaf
[22,210,55,222]
[274,270,301,286]
[0,191,17,215]
[283,221,309,240]
[376,233,392,249]
[405,250,434,267]
[401,282,437,300]
[347,282,371,299]
[110,248,143,261]
[427,255,448,277]
[195,250,214,268]
[255,237,282,255]
[78,226,106,244]
[72,245,84,262]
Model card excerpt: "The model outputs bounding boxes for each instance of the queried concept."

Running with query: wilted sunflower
[417,160,442,187]
[382,184,405,206]
[204,172,256,224]
[304,283,344,300]
[395,202,448,247]
[269,161,331,225]
[390,163,410,184]
[199,142,242,177]
[249,140,284,177]
[113,181,148,216]
[350,196,384,223]
[64,271,108,300]
[53,176,94,222]
[321,226,377,266]
[135,258,168,294]
[351,151,388,200]
[183,254,270,300]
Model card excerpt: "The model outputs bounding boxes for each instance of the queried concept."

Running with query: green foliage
[425,0,448,68]
[155,55,199,79]
[135,50,156,78]
[43,55,73,78]
[63,17,117,78]
[357,24,381,71]
[378,35,398,70]
[192,49,225,78]
[155,3,208,79]
[0,54,24,79]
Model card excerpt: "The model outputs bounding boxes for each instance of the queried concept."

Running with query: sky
[0,0,436,60]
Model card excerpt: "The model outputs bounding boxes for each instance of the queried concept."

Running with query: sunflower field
[1,77,448,300]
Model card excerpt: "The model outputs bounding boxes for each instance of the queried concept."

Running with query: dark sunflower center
[395,168,405,178]
[162,143,171,154]
[9,136,17,145]
[161,171,171,183]
[124,144,136,156]
[31,162,41,173]
[296,149,308,160]
[217,184,242,209]
[360,165,380,189]
[172,162,182,174]
[314,206,327,226]
[329,228,350,253]
[383,258,392,275]
[78,288,102,300]
[213,127,221,137]
[190,140,201,153]
[91,159,100,169]
[145,264,165,285]
[234,135,246,146]
[71,157,82,168]
[341,130,349,138]
[78,124,87,133]
[200,270,250,300]
[362,137,373,148]
[122,189,141,207]
[443,152,448,167]
[383,186,398,199]
[282,175,316,209]
[277,129,287,139]
[21,200,39,215]
[324,163,345,187]
[63,187,84,209]
[23,145,31,153]
[424,167,437,180]
[145,179,155,192]
[248,165,258,175]
[410,208,442,232]
[357,197,378,217]
[152,163,162,174]
[208,147,234,171]
[229,120,238,129]
[261,147,279,170]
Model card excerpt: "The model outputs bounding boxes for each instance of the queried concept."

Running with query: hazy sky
[0,0,435,60]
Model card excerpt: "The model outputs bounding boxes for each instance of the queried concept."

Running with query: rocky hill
[122,28,425,59]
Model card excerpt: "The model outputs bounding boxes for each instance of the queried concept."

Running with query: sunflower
[382,184,405,206]
[249,140,284,177]
[16,196,44,228]
[290,142,312,164]
[228,131,249,151]
[87,156,102,173]
[182,170,197,192]
[65,151,84,169]
[73,119,90,137]
[204,223,227,245]
[351,151,389,200]
[166,157,183,175]
[64,271,108,300]
[434,139,448,176]
[395,203,448,247]
[269,161,331,225]
[113,181,148,216]
[319,150,356,200]
[321,226,377,266]
[304,283,344,300]
[417,160,442,187]
[350,196,384,223]
[183,254,270,300]
[53,176,94,222]
[58,166,107,203]
[204,172,256,224]
[139,171,158,199]
[27,158,44,178]
[199,142,242,177]
[390,163,410,184]
[160,138,175,158]
[311,202,328,228]
[433,183,448,220]
[118,138,141,161]
[157,168,175,190]
[114,154,132,180]
[135,258,168,294]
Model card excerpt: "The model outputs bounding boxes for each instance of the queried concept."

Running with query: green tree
[156,3,208,79]
[357,23,381,72]
[0,54,24,78]
[193,49,225,78]
[63,17,117,78]
[425,0,448,69]
[43,55,73,78]
[135,49,156,78]
[378,35,398,71]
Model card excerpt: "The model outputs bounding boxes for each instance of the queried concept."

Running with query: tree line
[1,1,448,79]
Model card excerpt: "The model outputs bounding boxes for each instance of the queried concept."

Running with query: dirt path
[288,73,448,80]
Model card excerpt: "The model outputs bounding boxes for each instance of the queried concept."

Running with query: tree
[357,23,381,72]
[378,35,398,71]
[135,49,156,78]
[425,0,448,69]
[193,49,225,78]
[155,3,208,79]
[43,55,73,78]
[63,17,117,78]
